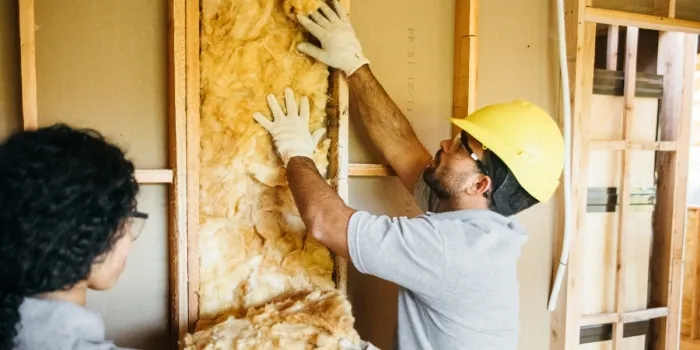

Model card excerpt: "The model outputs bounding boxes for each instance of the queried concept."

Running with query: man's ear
[473,174,491,197]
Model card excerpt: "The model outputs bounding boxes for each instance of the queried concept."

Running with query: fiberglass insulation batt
[184,0,360,347]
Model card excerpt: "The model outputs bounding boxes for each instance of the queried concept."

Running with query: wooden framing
[649,31,697,350]
[585,7,700,35]
[550,0,596,348]
[452,0,478,136]
[184,0,200,335]
[19,0,37,131]
[167,0,189,346]
[553,1,700,348]
[682,206,700,343]
[611,25,638,348]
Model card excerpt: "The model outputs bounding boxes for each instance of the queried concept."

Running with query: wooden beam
[585,7,700,35]
[135,169,174,184]
[650,32,698,350]
[550,0,596,344]
[328,0,351,294]
[349,163,395,177]
[589,140,677,151]
[451,0,478,136]
[580,307,669,326]
[168,0,188,346]
[653,0,676,18]
[19,0,38,131]
[606,25,619,71]
[694,208,700,340]
[612,27,638,350]
[185,0,201,334]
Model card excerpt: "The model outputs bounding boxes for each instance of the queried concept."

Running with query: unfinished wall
[347,0,560,349]
[32,1,170,349]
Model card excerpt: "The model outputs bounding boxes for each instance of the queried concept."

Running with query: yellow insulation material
[185,0,360,347]
[183,290,360,349]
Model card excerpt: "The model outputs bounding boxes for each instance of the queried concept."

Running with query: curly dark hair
[0,124,139,349]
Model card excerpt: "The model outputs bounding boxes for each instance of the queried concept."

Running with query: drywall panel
[579,336,646,350]
[478,0,559,348]
[0,0,21,139]
[87,185,169,350]
[347,1,454,348]
[349,0,454,164]
[30,1,171,348]
[34,0,168,169]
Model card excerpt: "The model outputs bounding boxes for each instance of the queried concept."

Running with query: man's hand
[253,88,326,166]
[296,0,369,76]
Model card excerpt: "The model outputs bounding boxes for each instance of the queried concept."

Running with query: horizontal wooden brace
[580,307,668,326]
[348,163,395,177]
[589,140,677,151]
[585,7,700,34]
[135,169,174,183]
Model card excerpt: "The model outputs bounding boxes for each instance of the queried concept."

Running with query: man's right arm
[295,0,432,192]
[347,66,432,191]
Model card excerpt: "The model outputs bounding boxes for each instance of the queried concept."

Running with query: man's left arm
[252,87,355,259]
[286,156,355,259]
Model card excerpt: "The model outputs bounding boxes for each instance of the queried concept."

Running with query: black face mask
[468,136,537,217]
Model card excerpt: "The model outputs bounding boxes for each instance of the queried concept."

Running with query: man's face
[423,131,487,200]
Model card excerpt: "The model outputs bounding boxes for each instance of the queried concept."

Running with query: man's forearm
[348,66,432,190]
[286,156,354,259]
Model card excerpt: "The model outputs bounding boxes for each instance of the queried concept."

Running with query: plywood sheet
[581,95,659,318]
[0,0,21,139]
[34,0,168,169]
[579,336,646,350]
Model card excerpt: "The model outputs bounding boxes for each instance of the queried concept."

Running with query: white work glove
[253,87,326,166]
[296,0,369,76]
[339,338,381,350]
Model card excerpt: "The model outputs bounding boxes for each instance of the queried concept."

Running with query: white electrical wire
[547,0,573,311]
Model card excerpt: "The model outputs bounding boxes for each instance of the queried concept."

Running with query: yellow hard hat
[450,100,564,203]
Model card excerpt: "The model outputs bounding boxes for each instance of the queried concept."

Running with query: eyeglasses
[127,211,149,241]
[460,130,489,177]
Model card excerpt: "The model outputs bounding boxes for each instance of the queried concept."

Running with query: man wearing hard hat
[253,2,565,349]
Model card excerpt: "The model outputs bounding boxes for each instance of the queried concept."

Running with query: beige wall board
[588,95,659,141]
[478,0,560,349]
[0,0,21,139]
[591,0,655,15]
[348,0,455,164]
[579,335,647,350]
[346,176,419,349]
[86,185,169,350]
[33,0,168,169]
[578,213,657,313]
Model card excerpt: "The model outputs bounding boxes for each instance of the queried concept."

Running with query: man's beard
[423,166,453,200]
[423,150,471,200]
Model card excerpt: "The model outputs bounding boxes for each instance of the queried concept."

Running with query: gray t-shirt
[14,297,127,350]
[347,177,527,350]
